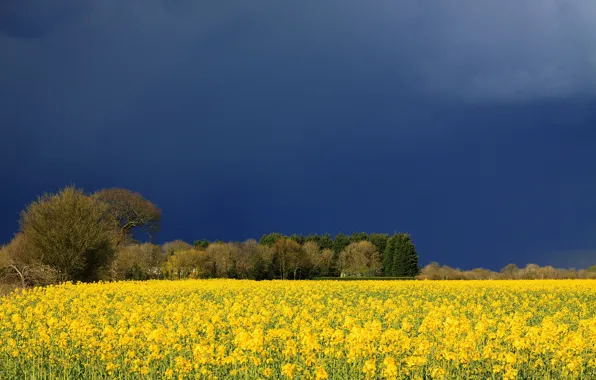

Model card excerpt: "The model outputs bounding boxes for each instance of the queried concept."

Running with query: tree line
[0,187,419,286]
[2,186,594,289]
[418,262,596,280]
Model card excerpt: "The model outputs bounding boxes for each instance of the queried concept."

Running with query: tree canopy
[95,188,161,245]
[20,186,117,282]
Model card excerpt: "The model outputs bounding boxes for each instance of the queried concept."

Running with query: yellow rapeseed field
[1,280,595,379]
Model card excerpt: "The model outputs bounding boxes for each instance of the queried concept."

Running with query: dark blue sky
[2,0,596,270]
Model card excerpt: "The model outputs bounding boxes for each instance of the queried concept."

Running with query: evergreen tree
[369,233,389,260]
[382,236,396,275]
[348,232,368,244]
[289,234,305,245]
[388,233,419,277]
[193,239,210,250]
[318,233,334,251]
[331,233,350,276]
[258,233,284,247]
[333,233,350,254]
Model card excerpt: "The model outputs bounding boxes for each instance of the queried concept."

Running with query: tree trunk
[9,264,26,288]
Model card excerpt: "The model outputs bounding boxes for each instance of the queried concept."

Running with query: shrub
[20,186,117,282]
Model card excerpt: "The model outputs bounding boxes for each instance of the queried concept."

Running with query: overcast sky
[2,0,596,269]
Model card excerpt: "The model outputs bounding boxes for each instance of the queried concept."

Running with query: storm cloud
[1,0,596,269]
[2,0,596,104]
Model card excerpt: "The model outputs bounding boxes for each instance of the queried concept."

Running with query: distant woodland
[1,187,595,289]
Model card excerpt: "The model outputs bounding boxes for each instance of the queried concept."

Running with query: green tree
[258,233,284,247]
[348,232,368,244]
[289,234,306,245]
[368,233,389,258]
[95,188,161,245]
[250,244,275,280]
[314,233,334,251]
[193,239,210,250]
[333,233,350,254]
[382,236,395,275]
[331,233,350,276]
[384,233,419,277]
[20,186,117,282]
[304,234,319,243]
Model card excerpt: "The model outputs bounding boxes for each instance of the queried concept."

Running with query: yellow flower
[281,363,296,378]
[363,359,376,378]
[314,366,328,379]
[1,279,595,379]
[382,357,397,378]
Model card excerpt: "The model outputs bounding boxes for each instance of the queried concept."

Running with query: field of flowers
[1,280,596,379]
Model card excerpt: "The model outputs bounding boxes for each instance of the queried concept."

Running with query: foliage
[206,243,237,278]
[301,241,321,277]
[112,243,163,280]
[348,232,368,244]
[192,239,210,250]
[180,232,420,280]
[418,262,596,280]
[2,280,596,379]
[338,241,381,277]
[272,238,303,280]
[163,249,209,279]
[384,233,419,277]
[162,240,192,257]
[289,234,306,245]
[367,233,389,259]
[332,233,350,254]
[19,186,117,283]
[0,233,59,287]
[95,188,161,245]
[304,233,334,251]
[258,233,284,247]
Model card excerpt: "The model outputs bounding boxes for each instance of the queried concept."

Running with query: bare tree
[273,238,301,279]
[162,240,192,256]
[235,240,260,279]
[302,241,321,277]
[252,244,275,280]
[319,248,334,277]
[338,241,381,277]
[206,243,236,278]
[113,243,163,280]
